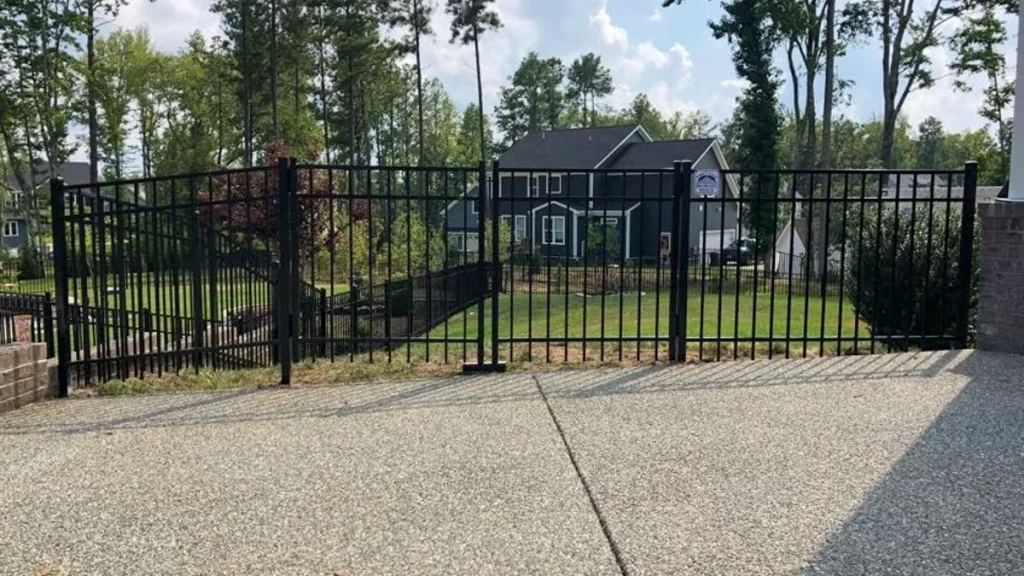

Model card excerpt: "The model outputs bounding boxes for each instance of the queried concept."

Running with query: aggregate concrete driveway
[2,350,1023,575]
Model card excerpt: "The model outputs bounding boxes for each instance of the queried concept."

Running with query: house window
[550,176,562,194]
[449,232,464,252]
[531,175,548,197]
[3,221,19,238]
[450,232,479,252]
[542,216,565,245]
[6,191,22,208]
[514,215,527,240]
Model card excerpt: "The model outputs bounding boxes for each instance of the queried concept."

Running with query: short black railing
[49,160,978,395]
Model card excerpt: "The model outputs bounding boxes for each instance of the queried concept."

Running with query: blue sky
[115,0,1017,134]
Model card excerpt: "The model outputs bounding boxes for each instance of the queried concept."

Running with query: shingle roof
[497,125,640,169]
[606,139,715,170]
[4,161,90,190]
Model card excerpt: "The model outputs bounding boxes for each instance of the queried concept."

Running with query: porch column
[1006,0,1024,201]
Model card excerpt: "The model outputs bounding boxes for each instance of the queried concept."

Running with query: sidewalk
[2,350,1022,575]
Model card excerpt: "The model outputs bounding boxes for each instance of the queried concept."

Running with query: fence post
[50,179,70,397]
[270,260,281,365]
[277,157,293,386]
[669,161,693,362]
[958,161,978,348]
[43,292,55,359]
[490,161,503,368]
[289,158,301,363]
[319,288,327,358]
[462,161,506,373]
[476,160,487,367]
[189,207,205,371]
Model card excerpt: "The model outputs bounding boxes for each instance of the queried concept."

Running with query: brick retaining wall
[0,343,54,414]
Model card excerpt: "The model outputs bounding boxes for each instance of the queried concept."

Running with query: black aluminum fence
[49,159,977,395]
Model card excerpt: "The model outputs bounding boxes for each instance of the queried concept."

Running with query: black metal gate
[50,159,978,396]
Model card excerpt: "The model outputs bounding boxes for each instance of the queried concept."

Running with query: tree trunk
[317,4,330,163]
[474,27,486,161]
[87,2,99,184]
[414,0,425,168]
[242,1,253,167]
[217,72,224,166]
[271,0,280,139]
[819,0,836,170]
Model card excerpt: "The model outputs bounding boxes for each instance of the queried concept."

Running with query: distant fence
[500,263,845,299]
[0,292,55,355]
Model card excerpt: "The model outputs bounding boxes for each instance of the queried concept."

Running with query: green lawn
[429,291,869,359]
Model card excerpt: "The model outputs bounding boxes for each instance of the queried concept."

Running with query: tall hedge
[843,204,978,349]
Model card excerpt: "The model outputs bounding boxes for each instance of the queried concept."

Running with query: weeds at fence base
[82,340,883,397]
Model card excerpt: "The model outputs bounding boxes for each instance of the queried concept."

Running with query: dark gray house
[2,162,89,256]
[443,124,740,263]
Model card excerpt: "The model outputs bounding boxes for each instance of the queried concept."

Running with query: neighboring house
[774,217,809,276]
[2,162,89,257]
[883,173,1003,209]
[443,124,741,263]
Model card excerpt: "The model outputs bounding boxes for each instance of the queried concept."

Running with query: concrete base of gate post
[462,362,508,374]
[977,201,1024,354]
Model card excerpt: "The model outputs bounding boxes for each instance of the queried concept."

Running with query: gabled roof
[498,125,641,170]
[606,139,715,170]
[4,161,90,191]
[777,217,810,251]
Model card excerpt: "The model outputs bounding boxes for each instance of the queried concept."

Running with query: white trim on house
[594,125,653,169]
[528,200,583,215]
[709,141,741,199]
[624,202,642,259]
[550,174,562,194]
[2,220,19,238]
[692,141,715,166]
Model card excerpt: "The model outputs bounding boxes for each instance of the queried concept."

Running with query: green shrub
[17,243,44,280]
[844,204,978,349]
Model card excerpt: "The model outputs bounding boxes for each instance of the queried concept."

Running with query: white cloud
[590,3,629,51]
[901,44,1007,133]
[720,78,750,90]
[116,0,220,51]
[649,9,664,23]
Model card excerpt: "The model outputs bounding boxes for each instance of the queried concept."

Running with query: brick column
[977,202,1024,353]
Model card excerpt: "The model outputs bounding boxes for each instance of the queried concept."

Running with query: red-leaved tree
[198,140,367,264]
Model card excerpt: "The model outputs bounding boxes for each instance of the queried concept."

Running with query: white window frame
[600,217,618,227]
[448,232,465,252]
[6,191,23,208]
[448,232,480,252]
[549,175,562,194]
[469,200,478,215]
[531,175,551,197]
[3,220,18,238]
[542,215,566,246]
[514,215,527,240]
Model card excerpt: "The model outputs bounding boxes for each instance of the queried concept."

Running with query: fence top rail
[498,166,677,175]
[719,167,968,176]
[295,163,483,172]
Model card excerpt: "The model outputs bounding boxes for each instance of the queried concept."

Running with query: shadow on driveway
[802,351,1024,575]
